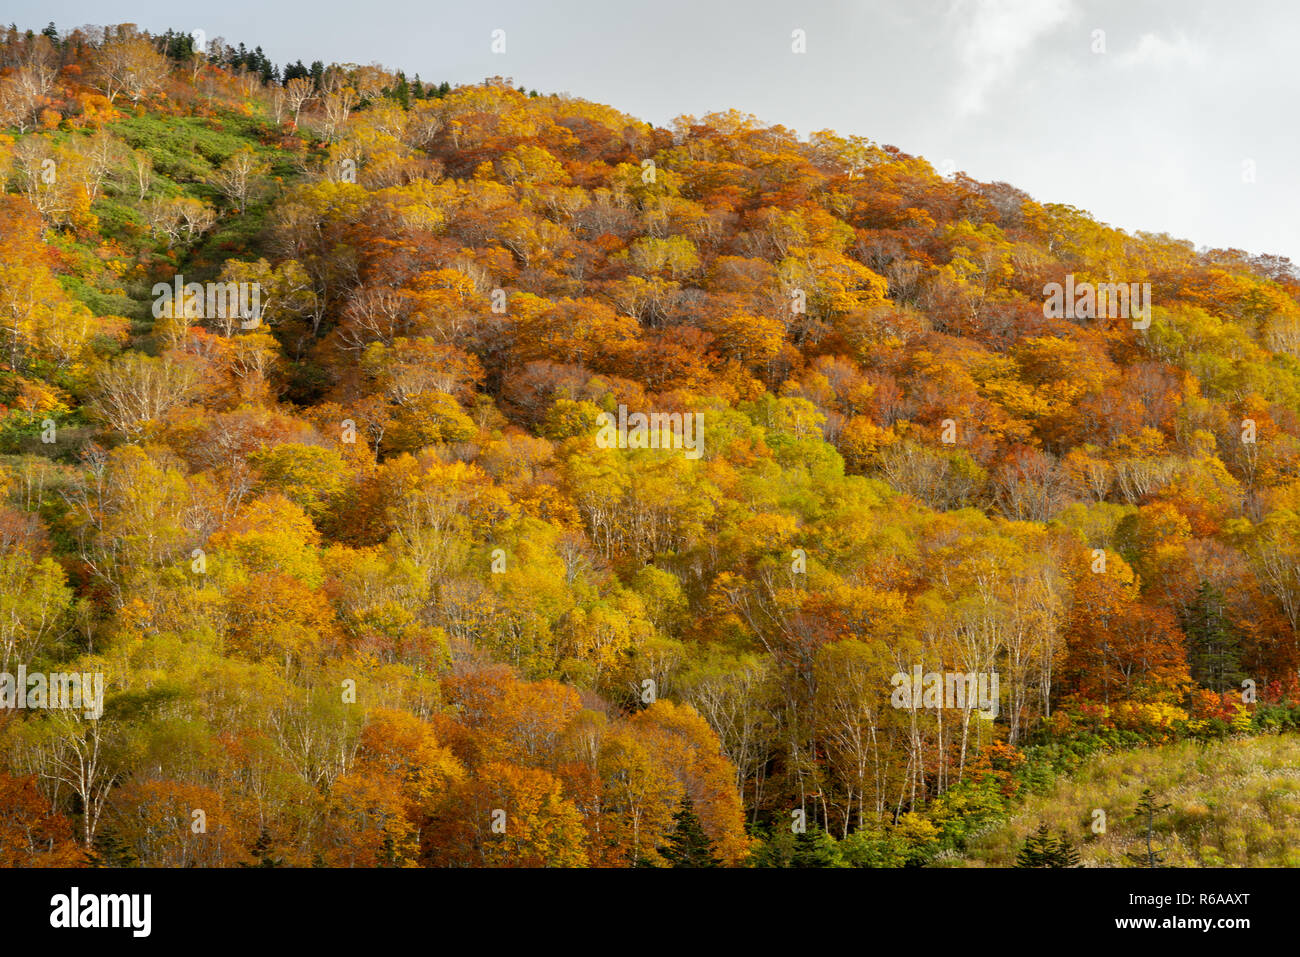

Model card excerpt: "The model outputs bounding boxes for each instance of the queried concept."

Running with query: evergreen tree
[1126,789,1173,867]
[88,826,139,868]
[1016,824,1080,867]
[1183,581,1243,693]
[659,799,721,867]
[240,827,285,868]
[751,823,845,868]
[789,826,845,867]
[254,46,275,84]
[392,71,410,108]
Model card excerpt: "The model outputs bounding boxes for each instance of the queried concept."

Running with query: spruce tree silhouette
[1126,789,1173,867]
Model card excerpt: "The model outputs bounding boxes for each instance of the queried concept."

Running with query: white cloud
[1114,32,1207,69]
[949,0,1075,116]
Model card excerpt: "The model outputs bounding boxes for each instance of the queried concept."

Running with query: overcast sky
[15,0,1300,264]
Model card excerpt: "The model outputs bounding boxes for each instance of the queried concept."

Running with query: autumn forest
[2,21,1300,870]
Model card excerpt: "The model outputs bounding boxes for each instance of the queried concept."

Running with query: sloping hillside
[1,22,1299,867]
[958,735,1300,867]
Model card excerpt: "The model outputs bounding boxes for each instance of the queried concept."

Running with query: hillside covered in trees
[2,21,1300,868]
